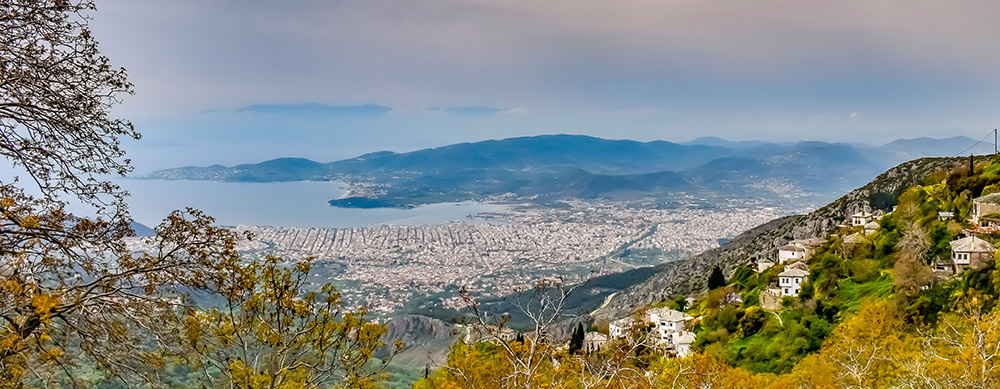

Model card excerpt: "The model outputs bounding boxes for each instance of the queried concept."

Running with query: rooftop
[950,235,996,253]
[975,193,1000,204]
[779,268,809,278]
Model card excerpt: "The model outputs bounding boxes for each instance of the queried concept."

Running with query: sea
[116,179,514,229]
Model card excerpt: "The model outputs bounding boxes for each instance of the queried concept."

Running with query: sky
[87,0,1000,173]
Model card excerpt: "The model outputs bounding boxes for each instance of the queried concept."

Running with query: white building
[776,238,824,265]
[646,307,692,343]
[863,221,879,236]
[609,317,638,339]
[777,244,805,264]
[851,212,874,227]
[671,331,697,357]
[972,193,1000,226]
[778,267,809,297]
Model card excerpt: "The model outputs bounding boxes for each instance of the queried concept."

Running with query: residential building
[671,331,697,357]
[609,317,638,339]
[583,332,608,353]
[864,221,879,235]
[777,237,824,264]
[851,212,874,226]
[646,307,692,343]
[973,193,1000,226]
[778,265,808,297]
[949,235,996,271]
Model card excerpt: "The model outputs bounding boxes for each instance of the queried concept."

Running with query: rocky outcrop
[377,314,454,360]
[592,157,965,321]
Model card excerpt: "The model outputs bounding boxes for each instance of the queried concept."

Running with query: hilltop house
[672,331,697,357]
[463,324,517,344]
[757,258,776,272]
[583,332,608,353]
[609,317,638,339]
[973,193,1000,226]
[864,221,879,236]
[851,211,875,227]
[776,238,825,264]
[777,244,806,264]
[778,263,809,297]
[646,307,693,344]
[948,236,996,272]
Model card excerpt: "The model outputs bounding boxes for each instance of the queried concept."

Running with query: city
[221,201,785,314]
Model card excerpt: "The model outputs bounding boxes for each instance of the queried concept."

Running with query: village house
[948,235,996,272]
[609,317,638,339]
[972,193,1000,226]
[463,324,517,344]
[851,211,875,227]
[864,221,879,236]
[646,307,693,344]
[671,331,697,357]
[757,258,776,272]
[583,332,608,353]
[777,244,806,264]
[776,237,825,264]
[778,262,809,297]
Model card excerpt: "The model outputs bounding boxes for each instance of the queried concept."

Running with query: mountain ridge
[140,135,992,208]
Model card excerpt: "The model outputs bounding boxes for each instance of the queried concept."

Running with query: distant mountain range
[142,135,995,208]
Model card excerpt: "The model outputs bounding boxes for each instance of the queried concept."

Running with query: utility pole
[995,128,997,155]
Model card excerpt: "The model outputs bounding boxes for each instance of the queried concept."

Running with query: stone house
[583,332,608,353]
[851,211,874,227]
[948,235,996,271]
[973,193,1000,226]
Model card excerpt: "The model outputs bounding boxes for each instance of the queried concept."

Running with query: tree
[179,255,393,388]
[893,222,933,308]
[1,2,393,387]
[707,266,726,290]
[569,323,585,353]
[2,0,138,212]
[818,300,914,388]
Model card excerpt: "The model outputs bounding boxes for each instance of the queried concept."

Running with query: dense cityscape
[209,201,787,314]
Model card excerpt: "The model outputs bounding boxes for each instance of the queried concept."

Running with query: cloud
[236,103,392,116]
[849,112,860,119]
[500,107,531,115]
[401,106,529,116]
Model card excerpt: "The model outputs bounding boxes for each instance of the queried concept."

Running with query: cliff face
[592,157,964,321]
[377,314,455,364]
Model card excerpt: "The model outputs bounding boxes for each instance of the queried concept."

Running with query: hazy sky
[88,0,1000,172]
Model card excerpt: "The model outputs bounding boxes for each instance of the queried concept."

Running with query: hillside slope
[592,156,966,320]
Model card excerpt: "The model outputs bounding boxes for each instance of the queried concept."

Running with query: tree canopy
[0,1,392,387]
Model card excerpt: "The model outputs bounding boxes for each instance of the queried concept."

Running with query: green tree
[708,266,727,290]
[568,323,584,353]
[179,255,393,388]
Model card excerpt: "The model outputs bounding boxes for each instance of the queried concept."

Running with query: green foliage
[568,323,584,353]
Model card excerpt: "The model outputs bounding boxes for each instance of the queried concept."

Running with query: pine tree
[569,323,585,353]
[708,265,727,290]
